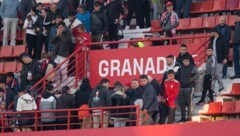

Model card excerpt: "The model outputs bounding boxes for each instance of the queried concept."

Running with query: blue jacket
[0,0,19,18]
[49,25,57,52]
[76,12,91,32]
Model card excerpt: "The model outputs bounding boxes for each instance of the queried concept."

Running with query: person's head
[0,79,6,89]
[210,28,219,38]
[56,15,63,24]
[18,90,26,97]
[80,78,91,90]
[30,7,37,16]
[57,22,66,32]
[41,8,48,17]
[94,1,102,12]
[131,79,139,89]
[183,57,191,66]
[77,24,86,33]
[20,53,32,64]
[167,69,175,80]
[68,10,76,21]
[166,2,173,12]
[6,72,14,84]
[0,88,4,97]
[62,86,70,94]
[99,78,110,89]
[166,55,175,66]
[180,44,187,55]
[139,75,148,86]
[234,12,240,22]
[50,3,57,13]
[114,81,124,92]
[206,47,213,56]
[219,16,226,26]
[0,101,6,110]
[77,6,86,14]
[46,84,54,92]
[37,3,43,11]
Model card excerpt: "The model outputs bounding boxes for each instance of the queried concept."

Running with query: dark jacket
[6,88,15,109]
[233,22,240,46]
[176,64,200,88]
[20,59,44,90]
[106,1,124,25]
[75,88,92,108]
[209,35,229,63]
[90,11,109,35]
[57,0,74,18]
[20,0,36,20]
[111,91,130,118]
[126,87,143,105]
[88,85,112,108]
[176,52,195,67]
[142,84,159,114]
[6,79,20,96]
[52,28,72,58]
[215,24,231,42]
[56,94,75,122]
[33,15,44,35]
[150,79,163,96]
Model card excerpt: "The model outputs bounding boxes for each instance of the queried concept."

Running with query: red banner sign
[89,44,205,87]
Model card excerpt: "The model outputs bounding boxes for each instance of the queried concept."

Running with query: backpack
[78,104,90,120]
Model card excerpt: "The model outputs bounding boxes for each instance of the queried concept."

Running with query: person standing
[88,78,112,128]
[176,44,195,67]
[0,0,19,46]
[196,47,216,105]
[106,0,124,49]
[140,75,159,125]
[215,16,231,79]
[163,70,180,124]
[142,0,151,28]
[76,6,91,32]
[175,0,192,18]
[208,28,229,92]
[90,1,109,50]
[176,56,199,122]
[230,12,240,80]
[20,0,36,21]
[75,78,92,108]
[57,0,75,18]
[160,2,179,39]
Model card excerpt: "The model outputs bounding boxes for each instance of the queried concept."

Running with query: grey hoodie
[0,0,19,18]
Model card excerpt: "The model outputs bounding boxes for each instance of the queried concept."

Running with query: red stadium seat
[226,0,239,10]
[232,83,240,93]
[178,34,193,44]
[228,15,236,27]
[0,62,4,73]
[191,2,200,13]
[3,62,17,73]
[221,101,235,114]
[199,1,213,12]
[17,62,23,72]
[202,16,216,28]
[176,18,190,30]
[189,17,203,29]
[0,46,13,58]
[212,0,226,11]
[12,45,27,57]
[200,102,222,116]
[150,20,161,32]
[233,101,240,113]
[192,33,207,44]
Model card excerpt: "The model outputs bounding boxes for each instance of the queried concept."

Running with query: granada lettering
[99,57,167,77]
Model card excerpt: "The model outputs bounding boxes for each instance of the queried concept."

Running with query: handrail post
[34,111,37,131]
[101,110,103,128]
[67,110,70,130]
[1,113,4,133]
[43,80,46,91]
[136,106,140,126]
[75,51,80,88]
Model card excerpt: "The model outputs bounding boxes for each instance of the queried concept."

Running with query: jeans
[178,87,194,119]
[233,46,240,75]
[222,64,228,77]
[26,34,37,57]
[212,63,224,90]
[3,18,18,46]
[176,0,192,18]
[200,75,214,102]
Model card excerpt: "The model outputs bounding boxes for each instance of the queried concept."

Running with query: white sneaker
[136,26,140,29]
[125,25,130,30]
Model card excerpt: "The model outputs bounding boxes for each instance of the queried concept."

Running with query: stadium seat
[12,45,27,57]
[178,34,193,44]
[226,0,239,10]
[176,18,190,30]
[0,62,4,73]
[0,46,13,58]
[200,102,222,116]
[189,17,203,29]
[221,101,235,114]
[212,0,226,11]
[190,2,200,12]
[192,33,207,44]
[150,20,161,32]
[202,16,216,28]
[199,1,213,12]
[228,15,236,27]
[16,62,23,72]
[232,83,240,93]
[3,62,17,73]
[233,101,240,113]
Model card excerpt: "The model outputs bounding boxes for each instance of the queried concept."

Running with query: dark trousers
[108,24,119,49]
[233,45,240,75]
[35,34,45,60]
[91,34,103,50]
[200,75,214,102]
[167,107,176,124]
[222,64,228,77]
[142,0,151,28]
[178,87,193,120]
[42,122,56,130]
[26,34,37,57]
[159,103,168,124]
[127,0,144,28]
[176,0,192,18]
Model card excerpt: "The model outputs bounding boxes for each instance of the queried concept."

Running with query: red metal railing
[29,35,210,96]
[0,106,147,133]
